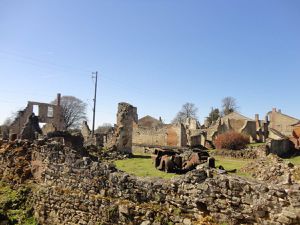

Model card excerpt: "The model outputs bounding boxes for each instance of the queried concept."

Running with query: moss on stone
[0,181,37,225]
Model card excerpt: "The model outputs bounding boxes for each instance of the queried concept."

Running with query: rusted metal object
[292,124,300,148]
[152,148,215,173]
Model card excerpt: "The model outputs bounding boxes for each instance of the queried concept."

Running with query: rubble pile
[210,145,267,159]
[0,139,300,224]
[86,145,131,161]
[241,154,300,184]
[0,140,33,184]
[33,155,300,225]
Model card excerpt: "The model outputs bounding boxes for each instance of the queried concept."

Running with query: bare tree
[222,97,238,116]
[2,110,20,127]
[1,112,18,139]
[51,96,87,129]
[2,117,13,127]
[172,103,198,124]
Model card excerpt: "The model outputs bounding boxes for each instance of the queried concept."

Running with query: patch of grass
[284,155,300,166]
[115,154,254,179]
[115,155,177,179]
[214,156,253,177]
[6,209,36,225]
[247,142,266,147]
[214,156,251,170]
[23,216,37,225]
[0,182,19,208]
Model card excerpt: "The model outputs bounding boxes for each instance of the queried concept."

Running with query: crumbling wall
[113,103,138,153]
[81,121,91,141]
[41,123,56,135]
[9,94,65,139]
[206,113,258,144]
[269,108,299,137]
[0,125,9,140]
[32,148,300,225]
[20,113,43,140]
[133,125,167,146]
[133,124,184,147]
[1,140,300,225]
[269,139,295,157]
[239,120,257,142]
[182,118,200,146]
[131,114,200,148]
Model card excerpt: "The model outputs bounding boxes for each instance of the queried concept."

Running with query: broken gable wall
[10,96,64,139]
[269,109,299,137]
[239,120,257,142]
[207,117,256,142]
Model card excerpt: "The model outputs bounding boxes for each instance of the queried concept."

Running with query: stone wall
[133,124,185,148]
[268,109,299,137]
[81,121,91,141]
[29,143,300,225]
[9,93,64,139]
[1,140,300,225]
[113,103,138,154]
[269,139,295,157]
[133,125,168,146]
[206,112,257,143]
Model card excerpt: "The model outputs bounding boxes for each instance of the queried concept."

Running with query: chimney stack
[255,114,259,122]
[265,115,269,123]
[57,93,61,107]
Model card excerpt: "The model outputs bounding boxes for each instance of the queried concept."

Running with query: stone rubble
[0,139,300,224]
[241,154,300,185]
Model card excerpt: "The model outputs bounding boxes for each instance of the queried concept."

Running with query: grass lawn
[114,155,177,179]
[284,155,300,166]
[115,154,254,179]
[214,156,253,177]
[247,143,266,147]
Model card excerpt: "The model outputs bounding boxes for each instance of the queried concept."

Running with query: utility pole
[92,71,98,137]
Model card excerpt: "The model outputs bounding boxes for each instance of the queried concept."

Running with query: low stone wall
[31,143,300,225]
[1,141,300,225]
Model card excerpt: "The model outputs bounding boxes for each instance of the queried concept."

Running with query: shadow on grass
[131,154,151,159]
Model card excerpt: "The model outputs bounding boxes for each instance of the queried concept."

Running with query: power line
[0,49,187,110]
[0,50,93,75]
[0,50,154,98]
[0,50,154,97]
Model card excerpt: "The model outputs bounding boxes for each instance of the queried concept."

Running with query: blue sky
[0,0,299,127]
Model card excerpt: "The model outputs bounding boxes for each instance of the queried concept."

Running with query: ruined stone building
[267,108,300,137]
[202,109,300,152]
[9,93,65,140]
[131,115,208,149]
[80,102,300,154]
[265,108,300,151]
[111,102,138,153]
[87,103,203,151]
[205,112,257,143]
[132,115,187,147]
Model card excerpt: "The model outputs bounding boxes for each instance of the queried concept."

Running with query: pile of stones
[241,154,300,185]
